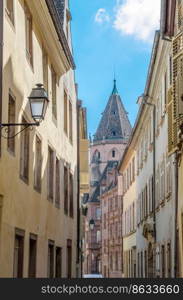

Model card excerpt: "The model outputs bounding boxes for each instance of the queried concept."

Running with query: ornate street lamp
[28,84,49,122]
[89,219,95,231]
[0,84,49,139]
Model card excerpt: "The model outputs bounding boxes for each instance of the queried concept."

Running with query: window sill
[55,203,60,209]
[5,9,15,29]
[34,185,41,194]
[47,196,54,203]
[7,148,15,157]
[26,53,34,73]
[20,174,29,185]
[52,115,57,127]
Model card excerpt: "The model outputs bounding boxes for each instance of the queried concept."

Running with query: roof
[53,0,65,25]
[93,80,132,143]
[89,161,118,203]
[45,0,76,70]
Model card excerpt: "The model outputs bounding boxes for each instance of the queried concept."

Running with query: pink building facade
[100,165,123,278]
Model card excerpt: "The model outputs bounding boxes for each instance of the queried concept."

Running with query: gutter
[160,0,176,40]
[0,0,3,156]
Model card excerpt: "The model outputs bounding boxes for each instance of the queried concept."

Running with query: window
[25,2,33,66]
[67,239,72,278]
[169,56,172,86]
[34,136,42,192]
[55,158,60,208]
[69,172,74,217]
[104,213,106,229]
[112,131,116,136]
[161,245,165,278]
[6,0,14,25]
[115,252,118,271]
[96,208,101,220]
[48,146,54,201]
[7,92,15,154]
[96,231,101,243]
[13,229,25,278]
[64,166,68,215]
[138,253,140,277]
[20,118,30,182]
[132,158,135,181]
[64,91,68,134]
[69,100,73,143]
[115,196,118,209]
[51,67,57,119]
[141,251,143,278]
[144,250,148,278]
[164,72,167,107]
[132,202,135,231]
[167,242,171,278]
[110,254,113,271]
[48,240,54,278]
[28,234,37,278]
[166,162,172,196]
[42,48,48,92]
[112,150,115,158]
[55,247,62,278]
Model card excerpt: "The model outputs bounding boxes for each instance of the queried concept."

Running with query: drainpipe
[0,0,3,156]
[76,96,81,277]
[152,104,156,245]
[174,151,178,278]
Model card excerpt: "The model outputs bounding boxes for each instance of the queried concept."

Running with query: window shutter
[167,88,173,153]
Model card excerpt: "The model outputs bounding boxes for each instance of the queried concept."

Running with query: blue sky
[70,0,161,136]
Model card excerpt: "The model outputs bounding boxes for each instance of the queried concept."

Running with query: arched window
[92,150,101,163]
[112,150,116,158]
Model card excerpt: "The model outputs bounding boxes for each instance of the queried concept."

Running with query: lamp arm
[0,123,39,139]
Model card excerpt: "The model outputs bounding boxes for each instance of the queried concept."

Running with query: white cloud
[95,8,110,24]
[113,0,161,43]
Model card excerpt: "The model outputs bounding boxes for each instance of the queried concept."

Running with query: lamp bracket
[0,123,39,139]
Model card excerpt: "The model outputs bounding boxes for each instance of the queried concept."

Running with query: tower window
[112,131,116,136]
[112,150,115,158]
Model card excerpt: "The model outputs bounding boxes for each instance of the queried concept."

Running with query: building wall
[135,37,175,278]
[101,185,122,278]
[0,0,78,278]
[90,142,127,176]
[119,148,136,278]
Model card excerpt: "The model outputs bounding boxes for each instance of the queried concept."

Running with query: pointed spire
[94,79,132,143]
[112,79,118,95]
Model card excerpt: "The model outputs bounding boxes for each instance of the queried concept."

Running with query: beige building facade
[0,0,78,278]
[161,0,183,277]
[118,145,136,278]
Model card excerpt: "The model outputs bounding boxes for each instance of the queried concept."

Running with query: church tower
[90,79,132,191]
[84,80,132,275]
